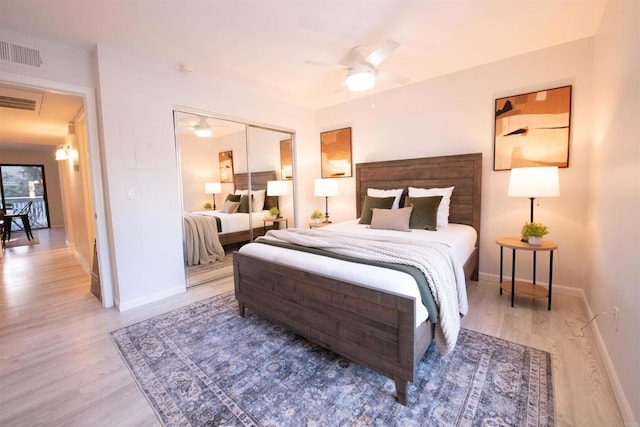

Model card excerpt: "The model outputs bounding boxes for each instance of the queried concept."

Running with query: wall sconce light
[314,178,339,223]
[205,182,222,209]
[55,144,72,161]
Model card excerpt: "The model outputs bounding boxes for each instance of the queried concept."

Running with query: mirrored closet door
[174,110,295,287]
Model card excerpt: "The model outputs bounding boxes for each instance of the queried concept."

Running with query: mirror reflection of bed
[174,111,295,287]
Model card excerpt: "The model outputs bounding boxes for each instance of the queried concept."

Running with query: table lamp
[508,166,560,222]
[314,178,339,223]
[267,180,288,212]
[204,182,222,209]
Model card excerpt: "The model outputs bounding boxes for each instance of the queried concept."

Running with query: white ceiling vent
[0,40,44,69]
[0,86,43,114]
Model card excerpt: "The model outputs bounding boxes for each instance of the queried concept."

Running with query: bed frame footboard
[234,251,432,405]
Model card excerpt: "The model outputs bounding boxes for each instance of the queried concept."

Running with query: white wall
[312,38,594,292]
[590,1,640,423]
[0,29,95,88]
[178,130,247,212]
[94,44,313,309]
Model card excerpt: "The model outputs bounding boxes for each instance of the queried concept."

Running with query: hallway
[0,228,232,426]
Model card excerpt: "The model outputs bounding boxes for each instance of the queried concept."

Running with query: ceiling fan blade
[365,39,399,68]
[304,60,349,69]
[376,70,410,85]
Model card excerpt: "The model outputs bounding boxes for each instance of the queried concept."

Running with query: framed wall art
[218,150,234,183]
[493,85,572,171]
[279,139,293,180]
[320,127,352,178]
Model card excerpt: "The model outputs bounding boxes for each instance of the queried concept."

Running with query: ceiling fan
[306,40,409,92]
[179,116,231,138]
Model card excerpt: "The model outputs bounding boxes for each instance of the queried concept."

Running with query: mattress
[191,210,268,235]
[239,220,477,326]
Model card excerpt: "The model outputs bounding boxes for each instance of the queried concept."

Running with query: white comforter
[258,227,468,355]
[191,210,268,235]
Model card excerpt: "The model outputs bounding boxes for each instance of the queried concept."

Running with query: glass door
[0,164,50,229]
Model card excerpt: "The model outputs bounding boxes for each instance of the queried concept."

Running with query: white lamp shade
[314,178,339,197]
[267,180,288,196]
[205,182,222,194]
[508,166,560,198]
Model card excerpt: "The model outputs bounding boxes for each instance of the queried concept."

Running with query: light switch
[126,186,136,199]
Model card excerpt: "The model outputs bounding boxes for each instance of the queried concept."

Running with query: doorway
[0,77,114,308]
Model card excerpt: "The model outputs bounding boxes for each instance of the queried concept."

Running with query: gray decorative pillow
[219,200,240,214]
[405,195,443,230]
[358,196,396,225]
[369,206,413,232]
[225,193,241,203]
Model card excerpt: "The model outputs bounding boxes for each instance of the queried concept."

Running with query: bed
[233,153,482,404]
[183,171,277,266]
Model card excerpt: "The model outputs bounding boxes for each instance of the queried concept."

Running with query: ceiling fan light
[194,127,212,138]
[347,70,375,91]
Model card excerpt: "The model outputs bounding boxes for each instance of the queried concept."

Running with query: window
[0,164,50,229]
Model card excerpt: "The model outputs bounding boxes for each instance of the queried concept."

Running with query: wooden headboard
[356,153,482,275]
[234,170,278,210]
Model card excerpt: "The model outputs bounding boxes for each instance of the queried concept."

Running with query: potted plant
[310,209,323,224]
[521,221,549,245]
[268,206,280,219]
[203,202,213,210]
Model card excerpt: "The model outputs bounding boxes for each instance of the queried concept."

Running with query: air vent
[0,86,43,114]
[0,40,44,69]
[0,95,37,111]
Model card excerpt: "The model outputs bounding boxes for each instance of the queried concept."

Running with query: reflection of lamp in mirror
[267,180,288,213]
[314,178,339,223]
[508,166,560,222]
[205,182,222,209]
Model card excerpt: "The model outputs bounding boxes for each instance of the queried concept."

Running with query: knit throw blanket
[183,213,225,266]
[258,229,468,355]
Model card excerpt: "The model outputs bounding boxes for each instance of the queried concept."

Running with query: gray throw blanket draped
[258,228,468,355]
[183,213,225,266]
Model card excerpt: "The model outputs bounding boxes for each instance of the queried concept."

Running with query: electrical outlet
[613,306,619,331]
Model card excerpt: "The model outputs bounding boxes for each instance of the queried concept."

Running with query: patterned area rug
[185,255,234,287]
[111,292,554,426]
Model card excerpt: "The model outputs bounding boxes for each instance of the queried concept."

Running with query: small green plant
[203,202,213,210]
[310,210,323,220]
[269,207,280,217]
[521,221,549,239]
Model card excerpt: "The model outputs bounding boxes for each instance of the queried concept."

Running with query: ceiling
[0,1,607,149]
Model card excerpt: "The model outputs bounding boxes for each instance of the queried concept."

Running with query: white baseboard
[478,271,637,426]
[117,285,185,312]
[74,249,91,274]
[577,289,638,427]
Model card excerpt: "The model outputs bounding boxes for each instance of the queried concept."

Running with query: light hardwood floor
[0,229,623,426]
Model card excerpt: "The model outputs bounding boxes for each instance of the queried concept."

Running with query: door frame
[1,71,115,308]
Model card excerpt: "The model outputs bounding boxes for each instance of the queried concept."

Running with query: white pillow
[252,189,266,211]
[408,186,454,227]
[367,188,403,209]
[234,189,249,195]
